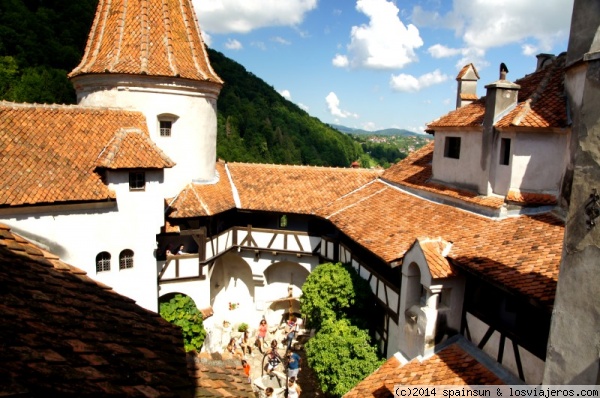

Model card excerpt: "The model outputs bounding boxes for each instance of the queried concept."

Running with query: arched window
[96,252,111,272]
[119,249,134,270]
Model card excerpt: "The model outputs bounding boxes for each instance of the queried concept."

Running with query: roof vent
[535,53,556,71]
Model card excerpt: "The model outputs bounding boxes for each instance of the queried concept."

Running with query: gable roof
[0,223,195,397]
[428,54,568,131]
[70,0,222,85]
[318,180,563,305]
[413,237,456,279]
[0,102,174,208]
[344,340,504,397]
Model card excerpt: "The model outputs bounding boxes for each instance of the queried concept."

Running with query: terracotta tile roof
[460,93,479,100]
[344,342,502,397]
[0,223,196,396]
[70,0,222,85]
[187,355,255,397]
[506,189,558,206]
[225,163,382,214]
[415,238,457,279]
[0,102,173,208]
[428,54,567,131]
[457,63,480,80]
[319,181,564,305]
[96,128,175,169]
[381,143,506,209]
[168,162,236,218]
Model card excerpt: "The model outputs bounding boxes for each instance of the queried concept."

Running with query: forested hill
[209,49,362,166]
[0,0,363,167]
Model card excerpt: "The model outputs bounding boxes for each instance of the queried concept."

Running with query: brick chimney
[479,63,520,195]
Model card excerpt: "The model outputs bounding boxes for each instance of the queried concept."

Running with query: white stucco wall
[506,131,569,194]
[1,170,166,311]
[71,74,220,198]
[432,130,484,192]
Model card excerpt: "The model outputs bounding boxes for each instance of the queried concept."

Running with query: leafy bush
[237,322,249,332]
[159,294,206,352]
[300,262,372,329]
[305,318,384,397]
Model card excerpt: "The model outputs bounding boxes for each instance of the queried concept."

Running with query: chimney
[455,63,479,108]
[536,53,556,71]
[479,63,520,195]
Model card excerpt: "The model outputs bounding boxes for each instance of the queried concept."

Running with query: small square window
[160,120,172,137]
[444,137,461,159]
[129,172,145,191]
[499,138,511,165]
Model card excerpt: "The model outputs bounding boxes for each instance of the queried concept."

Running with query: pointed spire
[69,0,223,84]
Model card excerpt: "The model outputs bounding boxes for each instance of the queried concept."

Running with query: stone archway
[262,261,309,327]
[210,252,254,320]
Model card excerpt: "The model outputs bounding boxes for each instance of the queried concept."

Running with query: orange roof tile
[187,355,255,397]
[70,0,222,85]
[344,342,502,397]
[415,238,457,279]
[318,180,563,305]
[428,54,567,131]
[225,163,381,214]
[96,128,175,169]
[506,189,558,206]
[0,102,173,208]
[457,63,480,80]
[381,143,506,209]
[0,223,196,396]
[169,161,236,218]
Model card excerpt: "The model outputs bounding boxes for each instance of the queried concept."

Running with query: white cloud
[272,36,291,45]
[332,54,349,67]
[224,38,243,50]
[412,0,572,54]
[280,89,292,99]
[428,44,462,59]
[251,41,267,51]
[326,92,358,118]
[202,32,212,47]
[194,0,317,34]
[522,44,538,56]
[298,103,309,112]
[390,69,449,92]
[333,0,423,70]
[362,121,377,131]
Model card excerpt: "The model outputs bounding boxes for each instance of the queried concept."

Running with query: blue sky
[194,0,573,134]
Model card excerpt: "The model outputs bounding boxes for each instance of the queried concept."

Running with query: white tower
[69,0,223,197]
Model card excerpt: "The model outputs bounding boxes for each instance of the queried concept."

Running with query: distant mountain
[330,124,425,137]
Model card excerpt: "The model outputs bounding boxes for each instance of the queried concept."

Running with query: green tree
[159,294,206,352]
[300,262,355,329]
[305,318,384,397]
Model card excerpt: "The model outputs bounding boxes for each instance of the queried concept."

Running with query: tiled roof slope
[0,102,173,208]
[381,143,506,209]
[428,53,567,130]
[169,162,236,218]
[344,342,502,397]
[70,0,222,84]
[0,223,195,397]
[416,238,457,279]
[96,128,175,169]
[226,163,382,214]
[318,181,563,305]
[187,355,255,397]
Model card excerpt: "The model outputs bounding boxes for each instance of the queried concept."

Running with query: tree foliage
[159,294,206,352]
[300,262,373,329]
[305,318,384,397]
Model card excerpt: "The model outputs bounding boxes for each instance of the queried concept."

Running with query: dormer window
[157,113,179,137]
[129,171,145,191]
[444,137,461,159]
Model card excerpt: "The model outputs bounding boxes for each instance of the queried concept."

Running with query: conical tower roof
[69,0,223,84]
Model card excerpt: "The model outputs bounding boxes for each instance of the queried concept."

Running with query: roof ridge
[179,0,204,79]
[0,101,140,113]
[160,0,178,76]
[140,0,149,74]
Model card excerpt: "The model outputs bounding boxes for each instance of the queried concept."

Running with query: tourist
[284,316,298,350]
[257,319,268,352]
[266,342,282,375]
[286,349,301,379]
[227,337,243,359]
[176,244,186,254]
[241,359,251,383]
[239,330,252,357]
[287,376,301,397]
[265,387,274,397]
